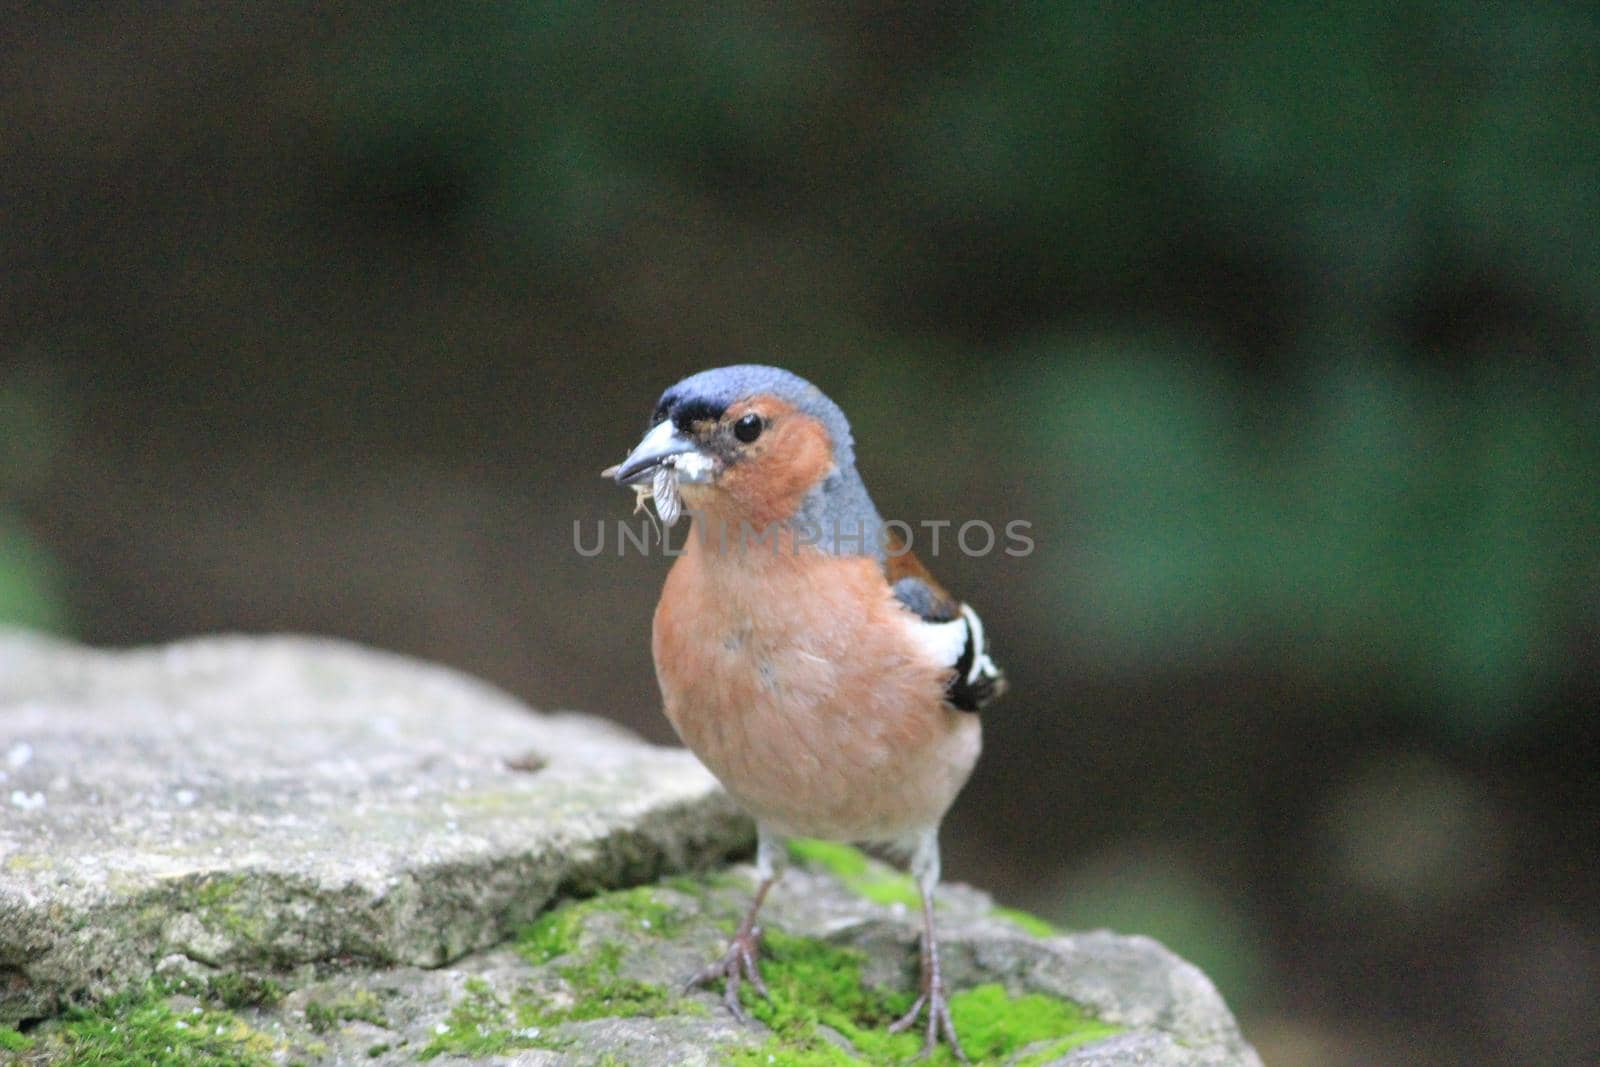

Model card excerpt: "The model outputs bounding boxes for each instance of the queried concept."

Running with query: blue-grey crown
[653,364,858,471]
[651,364,882,558]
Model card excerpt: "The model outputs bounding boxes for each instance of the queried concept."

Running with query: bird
[606,365,1005,1061]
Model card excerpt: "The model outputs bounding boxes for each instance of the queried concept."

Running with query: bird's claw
[889,976,967,1063]
[685,924,769,1023]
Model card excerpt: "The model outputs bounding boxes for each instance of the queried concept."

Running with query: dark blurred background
[4,4,1598,1064]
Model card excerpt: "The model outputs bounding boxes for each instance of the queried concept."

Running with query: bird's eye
[733,413,764,443]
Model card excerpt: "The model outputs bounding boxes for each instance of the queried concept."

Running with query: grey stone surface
[0,632,751,1023]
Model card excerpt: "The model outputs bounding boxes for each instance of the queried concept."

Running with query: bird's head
[608,365,872,533]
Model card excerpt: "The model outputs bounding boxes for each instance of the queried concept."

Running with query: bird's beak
[609,419,701,486]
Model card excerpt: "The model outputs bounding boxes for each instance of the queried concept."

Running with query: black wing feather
[891,576,1007,711]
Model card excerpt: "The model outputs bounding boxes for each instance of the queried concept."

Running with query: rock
[0,633,1261,1065]
[0,632,751,1023]
[6,864,1262,1065]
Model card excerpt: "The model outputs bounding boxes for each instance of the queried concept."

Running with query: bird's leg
[686,874,774,1020]
[686,827,785,1022]
[888,831,967,1063]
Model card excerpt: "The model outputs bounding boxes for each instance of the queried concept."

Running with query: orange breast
[651,527,981,843]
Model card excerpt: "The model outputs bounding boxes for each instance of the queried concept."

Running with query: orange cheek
[717,417,833,526]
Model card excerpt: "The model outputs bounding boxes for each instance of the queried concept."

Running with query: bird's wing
[885,537,1006,712]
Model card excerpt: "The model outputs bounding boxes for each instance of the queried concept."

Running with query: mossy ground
[304,989,387,1032]
[421,874,1116,1066]
[787,839,922,909]
[787,839,1060,939]
[185,872,271,946]
[519,883,685,963]
[7,985,278,1067]
[990,906,1057,938]
[194,972,285,1011]
[722,930,1118,1066]
[419,885,694,1060]
[8,867,1108,1066]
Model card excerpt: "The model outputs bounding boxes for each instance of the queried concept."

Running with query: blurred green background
[4,4,1597,1064]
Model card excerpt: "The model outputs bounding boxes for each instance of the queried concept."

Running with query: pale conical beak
[610,419,699,486]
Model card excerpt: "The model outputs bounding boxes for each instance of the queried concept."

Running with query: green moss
[949,984,1120,1064]
[506,885,701,1028]
[156,970,285,1013]
[420,960,676,1061]
[662,874,705,895]
[786,840,922,909]
[519,900,586,964]
[723,930,906,1066]
[418,978,524,1060]
[200,973,285,1010]
[667,869,746,894]
[27,986,277,1066]
[0,1026,32,1051]
[304,990,386,1032]
[425,903,692,1062]
[518,937,697,1030]
[991,905,1057,938]
[723,931,1118,1066]
[424,877,1108,1065]
[594,884,684,937]
[191,874,245,908]
[365,1043,389,1057]
[183,872,271,946]
[516,884,683,964]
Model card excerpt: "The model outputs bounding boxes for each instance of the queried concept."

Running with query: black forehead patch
[653,389,725,432]
[671,397,726,431]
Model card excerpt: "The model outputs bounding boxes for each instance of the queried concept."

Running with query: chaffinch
[607,365,1005,1061]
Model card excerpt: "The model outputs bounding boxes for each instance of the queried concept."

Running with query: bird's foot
[888,969,967,1063]
[684,924,769,1023]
